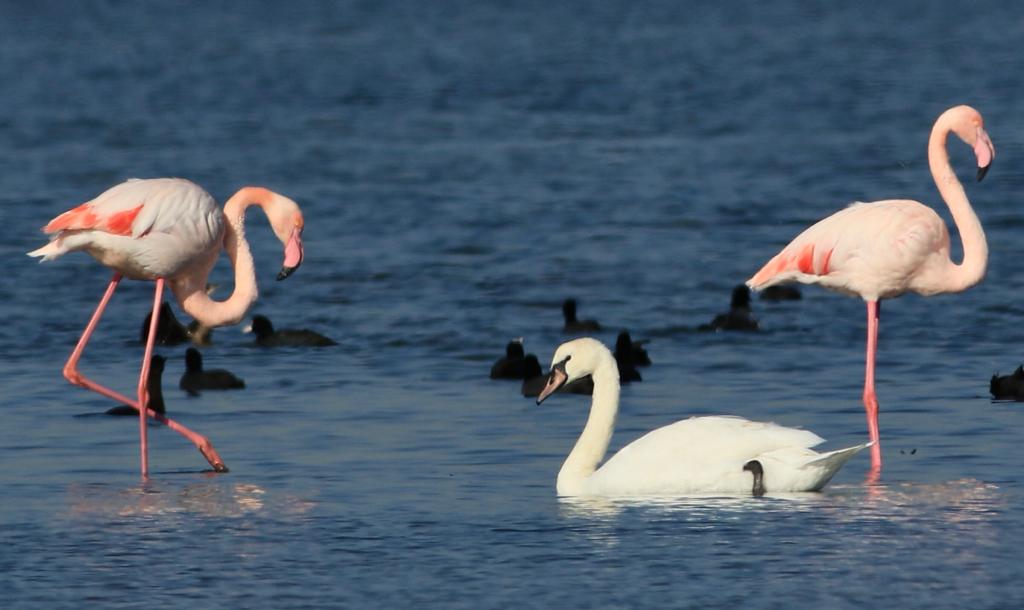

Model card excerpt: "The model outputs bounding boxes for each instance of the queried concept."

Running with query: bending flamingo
[747,105,994,474]
[29,178,305,476]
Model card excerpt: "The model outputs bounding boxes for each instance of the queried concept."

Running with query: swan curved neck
[927,119,988,293]
[557,357,620,496]
[173,188,274,327]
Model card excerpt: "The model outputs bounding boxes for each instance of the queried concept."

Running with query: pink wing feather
[41,178,211,238]
[44,202,144,236]
[29,178,224,278]
[747,208,851,289]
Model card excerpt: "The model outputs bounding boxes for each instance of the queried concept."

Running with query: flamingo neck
[174,188,272,327]
[557,356,620,496]
[928,119,988,293]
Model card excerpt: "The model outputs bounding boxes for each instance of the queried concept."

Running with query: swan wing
[587,416,826,495]
[758,442,871,492]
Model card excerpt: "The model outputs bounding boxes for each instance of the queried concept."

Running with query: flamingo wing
[42,178,214,239]
[29,178,224,279]
[747,199,948,300]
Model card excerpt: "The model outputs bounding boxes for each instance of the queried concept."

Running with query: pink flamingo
[29,178,305,477]
[747,105,994,475]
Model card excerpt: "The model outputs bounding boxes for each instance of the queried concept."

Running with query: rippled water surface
[3,1,1024,607]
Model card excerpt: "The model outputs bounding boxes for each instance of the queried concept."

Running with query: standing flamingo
[747,105,994,474]
[28,178,305,477]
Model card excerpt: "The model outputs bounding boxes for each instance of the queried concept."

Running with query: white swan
[536,338,870,496]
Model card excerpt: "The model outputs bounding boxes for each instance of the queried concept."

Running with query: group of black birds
[488,298,651,398]
[489,289,804,396]
[508,287,1024,403]
[108,305,335,416]
[120,284,1023,415]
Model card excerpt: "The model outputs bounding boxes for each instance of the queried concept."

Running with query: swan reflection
[558,479,1003,550]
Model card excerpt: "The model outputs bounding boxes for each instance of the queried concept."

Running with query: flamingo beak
[975,127,994,182]
[536,358,570,405]
[277,226,304,281]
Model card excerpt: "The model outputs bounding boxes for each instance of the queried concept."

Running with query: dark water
[3,1,1024,607]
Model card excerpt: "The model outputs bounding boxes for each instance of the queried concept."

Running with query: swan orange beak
[975,127,994,182]
[536,358,570,405]
[277,226,304,281]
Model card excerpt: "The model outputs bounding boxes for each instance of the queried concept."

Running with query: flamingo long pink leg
[62,273,228,473]
[863,300,882,475]
[135,279,165,477]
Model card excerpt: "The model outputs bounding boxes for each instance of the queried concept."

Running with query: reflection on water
[559,479,1002,521]
[558,479,1005,551]
[859,479,1004,522]
[560,489,837,520]
[65,480,316,518]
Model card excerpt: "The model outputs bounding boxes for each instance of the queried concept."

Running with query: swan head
[537,337,612,404]
[263,191,304,281]
[945,105,994,182]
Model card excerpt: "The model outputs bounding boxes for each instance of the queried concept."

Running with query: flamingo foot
[63,365,229,472]
[197,440,229,473]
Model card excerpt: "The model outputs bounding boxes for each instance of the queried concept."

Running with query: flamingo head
[949,105,995,182]
[973,127,995,182]
[265,193,304,280]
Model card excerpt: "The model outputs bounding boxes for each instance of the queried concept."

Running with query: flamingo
[746,105,994,474]
[28,178,305,477]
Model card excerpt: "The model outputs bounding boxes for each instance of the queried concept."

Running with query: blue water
[3,1,1024,607]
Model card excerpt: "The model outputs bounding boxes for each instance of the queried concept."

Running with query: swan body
[537,338,867,496]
